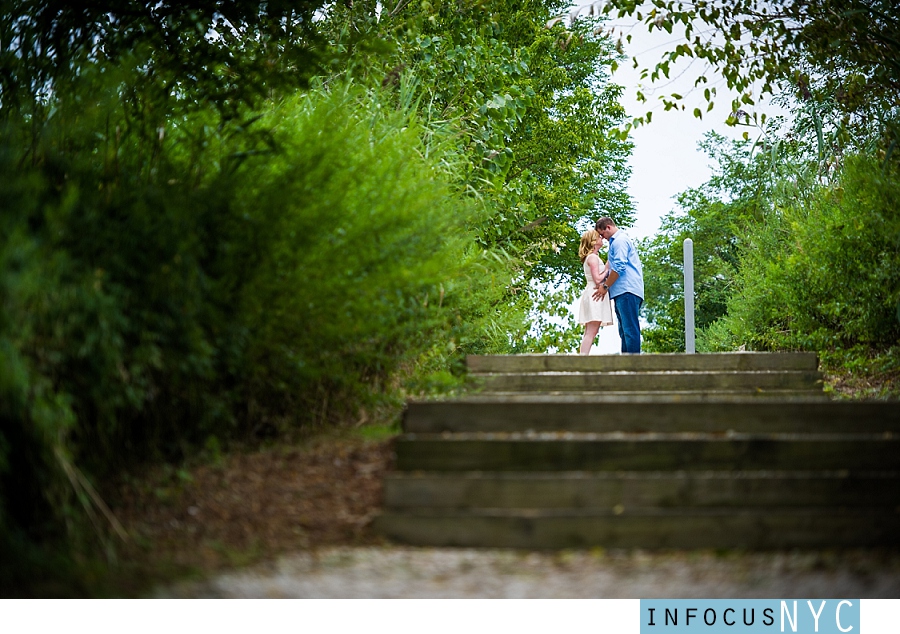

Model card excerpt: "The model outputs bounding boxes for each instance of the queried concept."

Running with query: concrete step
[473,370,823,393]
[376,351,899,550]
[467,353,819,373]
[374,508,900,549]
[404,397,900,434]
[476,390,830,399]
[383,471,900,509]
[394,432,899,472]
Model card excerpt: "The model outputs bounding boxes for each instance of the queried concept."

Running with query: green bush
[0,76,519,585]
[226,85,519,423]
[708,155,900,352]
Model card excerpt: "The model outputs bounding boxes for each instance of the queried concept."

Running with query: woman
[577,229,613,355]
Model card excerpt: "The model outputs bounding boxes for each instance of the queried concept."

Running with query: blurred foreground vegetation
[0,1,630,592]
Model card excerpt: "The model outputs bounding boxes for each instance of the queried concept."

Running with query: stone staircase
[375,353,900,549]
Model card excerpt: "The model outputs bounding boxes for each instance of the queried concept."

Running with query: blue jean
[613,292,643,353]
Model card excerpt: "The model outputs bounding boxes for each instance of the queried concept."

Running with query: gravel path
[156,547,900,598]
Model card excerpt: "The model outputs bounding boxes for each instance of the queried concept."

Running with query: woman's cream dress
[577,255,614,325]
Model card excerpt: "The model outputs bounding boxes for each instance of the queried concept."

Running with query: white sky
[603,12,775,240]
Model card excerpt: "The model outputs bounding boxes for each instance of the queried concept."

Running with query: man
[592,217,644,353]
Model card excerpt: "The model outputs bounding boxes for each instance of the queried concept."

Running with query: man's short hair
[595,217,616,231]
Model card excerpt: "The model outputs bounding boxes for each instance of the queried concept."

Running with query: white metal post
[684,238,696,353]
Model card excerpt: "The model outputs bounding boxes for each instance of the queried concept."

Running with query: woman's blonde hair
[578,229,600,263]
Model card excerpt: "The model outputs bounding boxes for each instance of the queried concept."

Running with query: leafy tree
[550,1,900,147]
[0,1,540,587]
[706,153,900,354]
[641,115,900,376]
[1,0,327,119]
[317,0,636,349]
[544,2,899,390]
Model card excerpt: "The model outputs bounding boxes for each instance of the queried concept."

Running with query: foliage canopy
[559,1,900,142]
[0,0,635,588]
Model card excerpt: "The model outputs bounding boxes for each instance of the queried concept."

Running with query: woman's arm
[590,256,613,301]
[586,254,605,286]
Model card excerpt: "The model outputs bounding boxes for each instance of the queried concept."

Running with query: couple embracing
[576,217,644,355]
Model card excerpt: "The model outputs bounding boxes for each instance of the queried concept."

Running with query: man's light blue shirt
[607,229,644,300]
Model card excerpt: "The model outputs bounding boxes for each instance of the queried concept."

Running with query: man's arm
[593,238,625,300]
[592,269,619,300]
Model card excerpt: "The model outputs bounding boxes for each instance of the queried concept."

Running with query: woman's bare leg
[579,321,601,355]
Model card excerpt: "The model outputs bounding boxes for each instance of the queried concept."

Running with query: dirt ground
[110,429,393,587]
[109,427,900,598]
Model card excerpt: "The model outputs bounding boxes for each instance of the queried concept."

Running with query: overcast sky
[603,12,761,240]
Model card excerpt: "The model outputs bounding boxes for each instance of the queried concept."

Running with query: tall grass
[229,86,520,426]
[0,77,520,586]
